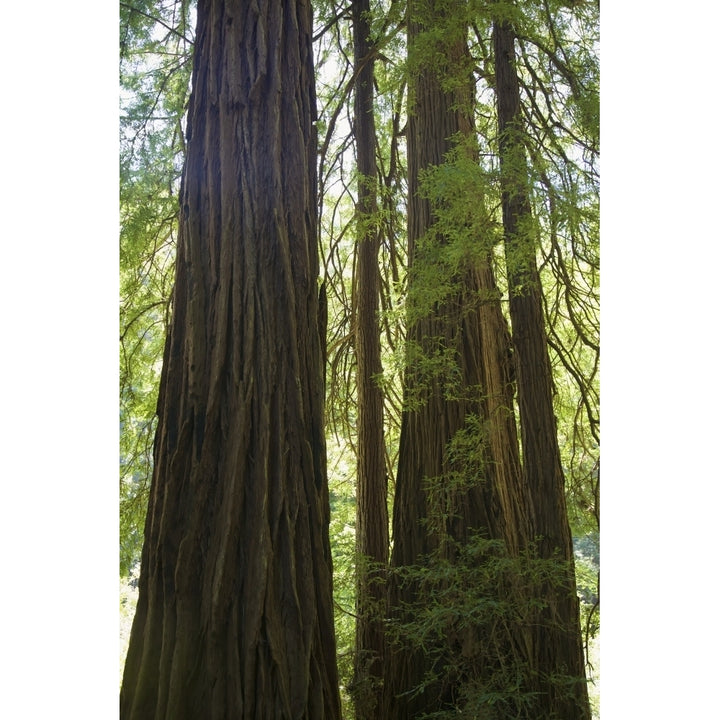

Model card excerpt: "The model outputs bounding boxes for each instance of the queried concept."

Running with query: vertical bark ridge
[352,0,389,717]
[385,2,521,716]
[493,16,591,719]
[120,1,341,718]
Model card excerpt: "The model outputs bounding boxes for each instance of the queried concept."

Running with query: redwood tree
[383,0,596,715]
[120,1,341,717]
[494,14,590,719]
[351,0,389,717]
[384,2,520,716]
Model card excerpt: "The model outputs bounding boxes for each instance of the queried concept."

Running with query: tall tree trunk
[493,17,591,719]
[120,1,342,718]
[352,1,389,718]
[384,3,518,716]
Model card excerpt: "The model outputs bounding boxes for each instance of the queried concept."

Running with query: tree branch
[120,1,193,46]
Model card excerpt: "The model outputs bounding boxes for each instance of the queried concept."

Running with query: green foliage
[573,531,599,654]
[119,567,140,686]
[315,0,408,494]
[444,412,489,479]
[406,0,477,103]
[387,532,587,719]
[119,0,194,575]
[406,147,502,320]
[326,434,359,718]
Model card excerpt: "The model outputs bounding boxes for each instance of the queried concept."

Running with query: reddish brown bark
[494,17,591,719]
[352,0,389,718]
[384,2,527,717]
[120,1,341,718]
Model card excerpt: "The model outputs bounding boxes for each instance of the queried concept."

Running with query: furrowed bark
[352,0,389,718]
[494,16,591,719]
[120,1,341,717]
[385,2,522,716]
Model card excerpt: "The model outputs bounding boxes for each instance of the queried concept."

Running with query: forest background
[1,2,718,719]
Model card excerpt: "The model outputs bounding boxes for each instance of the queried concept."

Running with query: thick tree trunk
[120,1,341,718]
[384,3,522,716]
[351,1,389,718]
[493,18,591,719]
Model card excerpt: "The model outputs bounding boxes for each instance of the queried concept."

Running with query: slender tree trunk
[493,17,591,719]
[352,1,389,717]
[120,1,341,718]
